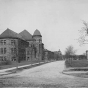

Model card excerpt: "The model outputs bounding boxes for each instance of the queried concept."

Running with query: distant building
[44,49,55,60]
[0,28,44,62]
[44,49,62,61]
[54,49,62,60]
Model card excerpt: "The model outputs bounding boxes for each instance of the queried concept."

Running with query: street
[1,61,88,88]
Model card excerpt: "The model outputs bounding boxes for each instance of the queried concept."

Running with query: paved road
[1,61,88,88]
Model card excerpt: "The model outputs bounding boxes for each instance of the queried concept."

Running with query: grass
[0,60,45,70]
[65,59,88,68]
[6,62,46,74]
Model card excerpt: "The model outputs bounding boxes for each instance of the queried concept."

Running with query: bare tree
[78,21,88,45]
[65,45,76,58]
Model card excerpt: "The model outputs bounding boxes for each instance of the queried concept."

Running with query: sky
[0,0,88,54]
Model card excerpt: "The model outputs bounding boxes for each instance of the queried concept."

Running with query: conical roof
[19,30,32,41]
[0,28,23,39]
[33,29,42,37]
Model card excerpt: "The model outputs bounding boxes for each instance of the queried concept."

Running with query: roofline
[26,39,34,41]
[32,35,42,37]
[0,37,26,41]
[0,37,19,39]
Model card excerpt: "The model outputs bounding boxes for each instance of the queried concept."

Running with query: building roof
[33,29,42,37]
[0,28,24,39]
[19,30,33,41]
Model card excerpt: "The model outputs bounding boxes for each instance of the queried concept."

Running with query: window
[0,56,3,61]
[4,48,6,54]
[0,48,6,54]
[0,40,3,45]
[27,51,29,55]
[0,40,1,45]
[13,40,15,44]
[1,40,3,45]
[1,48,3,54]
[11,40,15,45]
[39,44,41,53]
[4,56,6,61]
[14,48,16,53]
[11,48,14,54]
[27,57,29,58]
[11,48,16,54]
[29,44,31,47]
[0,40,6,45]
[39,39,41,43]
[4,40,6,45]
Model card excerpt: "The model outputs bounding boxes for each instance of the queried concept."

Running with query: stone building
[19,29,44,62]
[19,30,34,61]
[33,29,44,61]
[44,49,62,61]
[44,49,55,60]
[0,28,44,62]
[0,28,29,62]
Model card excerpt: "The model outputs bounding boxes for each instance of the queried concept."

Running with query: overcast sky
[0,0,88,54]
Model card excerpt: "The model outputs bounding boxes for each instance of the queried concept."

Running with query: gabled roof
[0,28,24,39]
[19,30,32,41]
[33,29,42,37]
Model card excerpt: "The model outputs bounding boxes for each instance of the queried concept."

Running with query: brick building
[0,28,29,62]
[0,28,44,62]
[32,29,44,61]
[19,29,44,62]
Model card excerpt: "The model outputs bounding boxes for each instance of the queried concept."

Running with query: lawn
[0,60,45,70]
[65,59,88,68]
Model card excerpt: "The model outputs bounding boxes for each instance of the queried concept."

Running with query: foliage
[0,60,11,65]
[65,59,88,68]
[78,21,88,45]
[65,45,76,58]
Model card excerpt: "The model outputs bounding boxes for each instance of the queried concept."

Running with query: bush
[0,60,11,65]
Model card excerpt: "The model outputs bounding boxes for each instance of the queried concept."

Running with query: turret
[32,29,42,44]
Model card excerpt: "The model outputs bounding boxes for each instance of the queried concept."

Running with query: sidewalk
[62,67,88,76]
[0,62,45,76]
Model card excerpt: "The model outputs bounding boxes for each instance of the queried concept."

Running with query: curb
[0,61,50,76]
[62,69,88,76]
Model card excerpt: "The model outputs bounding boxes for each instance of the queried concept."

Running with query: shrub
[0,60,11,65]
